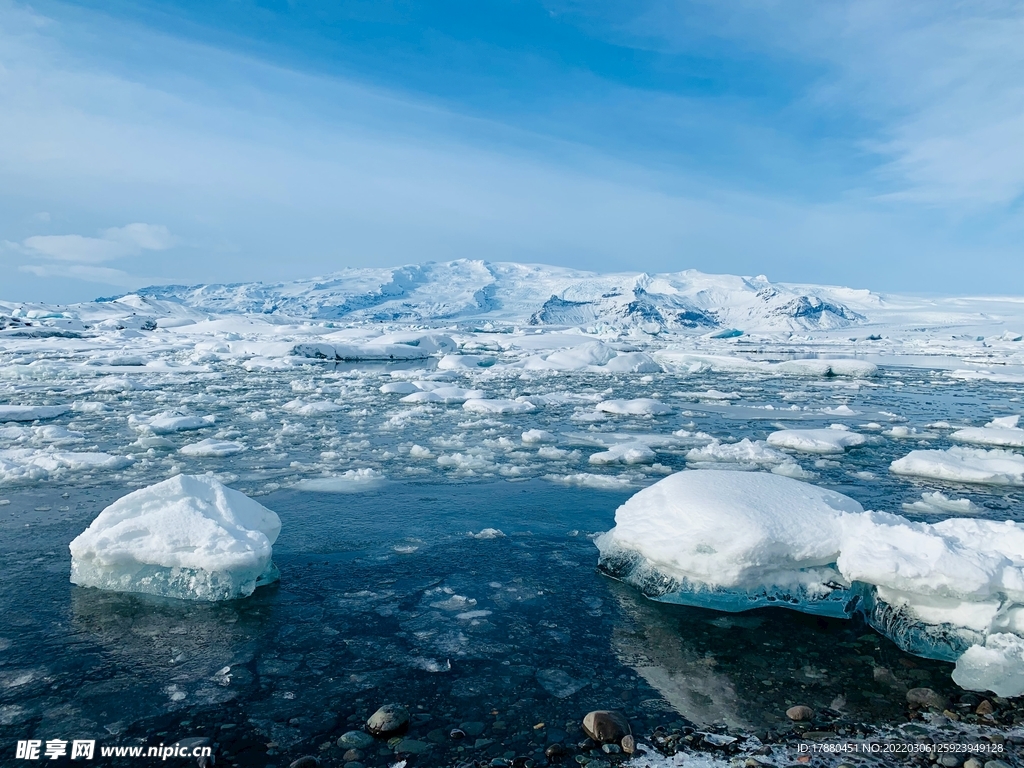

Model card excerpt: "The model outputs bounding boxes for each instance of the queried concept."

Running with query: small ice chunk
[589,443,655,465]
[409,444,433,458]
[953,634,1024,697]
[294,468,385,492]
[130,412,216,434]
[470,528,505,539]
[543,473,634,490]
[462,398,535,414]
[522,429,556,444]
[890,446,1024,486]
[767,427,866,454]
[0,405,69,422]
[686,438,788,467]
[596,398,672,416]
[282,399,344,415]
[402,387,485,404]
[69,475,281,601]
[902,492,982,515]
[380,381,420,395]
[180,439,247,458]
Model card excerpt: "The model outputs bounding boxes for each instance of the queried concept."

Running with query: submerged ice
[596,470,1024,696]
[69,474,281,601]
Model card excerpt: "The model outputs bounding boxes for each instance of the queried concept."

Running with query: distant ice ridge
[127,260,868,333]
[69,475,281,601]
[595,470,1024,696]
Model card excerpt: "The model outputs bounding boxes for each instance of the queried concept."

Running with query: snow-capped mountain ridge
[130,260,868,332]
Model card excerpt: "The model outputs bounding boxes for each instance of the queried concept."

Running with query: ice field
[2,261,1023,765]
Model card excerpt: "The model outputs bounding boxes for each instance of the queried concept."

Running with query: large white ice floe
[890,446,1024,486]
[951,415,1024,448]
[595,470,1024,695]
[766,425,867,454]
[0,405,70,422]
[69,474,281,601]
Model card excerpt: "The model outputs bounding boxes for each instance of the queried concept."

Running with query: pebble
[937,756,961,767]
[906,687,948,710]
[343,763,365,768]
[984,762,1011,768]
[337,731,374,750]
[976,699,994,716]
[785,705,814,722]
[545,743,567,759]
[581,711,630,744]
[288,758,319,768]
[366,704,410,736]
[621,734,635,754]
[460,721,486,737]
[395,739,431,755]
[342,749,362,762]
[964,759,983,768]
[601,743,621,754]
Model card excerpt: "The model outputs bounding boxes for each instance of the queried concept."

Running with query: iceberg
[596,470,1024,694]
[69,475,281,601]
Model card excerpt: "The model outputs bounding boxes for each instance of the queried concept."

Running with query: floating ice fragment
[522,429,556,444]
[69,475,281,601]
[589,443,655,465]
[470,528,505,539]
[180,439,246,458]
[0,405,69,422]
[282,399,344,415]
[686,438,788,467]
[294,468,385,493]
[462,398,535,414]
[902,492,981,515]
[543,473,635,490]
[130,412,216,434]
[767,427,866,454]
[891,446,1024,486]
[595,398,672,416]
[951,415,1024,448]
[953,634,1024,697]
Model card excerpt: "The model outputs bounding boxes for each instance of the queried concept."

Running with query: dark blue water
[0,479,991,767]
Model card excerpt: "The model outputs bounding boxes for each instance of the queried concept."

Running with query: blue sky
[1,0,1021,302]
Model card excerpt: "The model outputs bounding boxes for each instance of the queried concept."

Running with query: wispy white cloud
[602,0,1024,209]
[19,263,150,289]
[16,224,173,263]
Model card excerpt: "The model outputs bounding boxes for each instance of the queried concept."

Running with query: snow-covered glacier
[69,474,281,601]
[595,470,1024,695]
